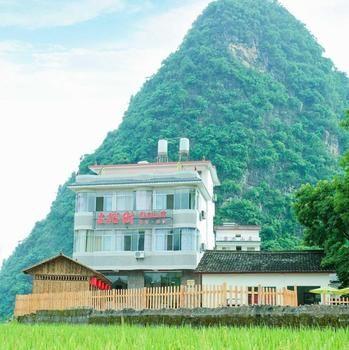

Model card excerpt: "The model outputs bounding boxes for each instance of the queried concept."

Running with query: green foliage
[294,112,349,286]
[1,0,349,319]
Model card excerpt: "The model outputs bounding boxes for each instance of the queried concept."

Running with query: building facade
[215,223,261,251]
[69,143,220,289]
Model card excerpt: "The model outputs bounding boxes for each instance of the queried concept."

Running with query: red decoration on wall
[122,211,135,225]
[106,212,119,224]
[96,212,105,224]
[96,211,167,225]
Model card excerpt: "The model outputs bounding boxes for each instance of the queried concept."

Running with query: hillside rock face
[1,0,348,319]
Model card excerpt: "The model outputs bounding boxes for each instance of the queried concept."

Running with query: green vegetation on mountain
[294,111,349,286]
[1,0,349,319]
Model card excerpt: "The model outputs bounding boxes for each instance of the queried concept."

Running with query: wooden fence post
[180,285,185,308]
[293,286,298,306]
[258,285,262,305]
[221,282,227,307]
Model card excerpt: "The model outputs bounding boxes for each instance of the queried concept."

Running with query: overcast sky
[0,0,348,266]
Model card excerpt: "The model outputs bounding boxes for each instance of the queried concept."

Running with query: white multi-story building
[69,139,220,288]
[215,223,261,251]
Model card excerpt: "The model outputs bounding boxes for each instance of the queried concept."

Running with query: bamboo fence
[14,284,300,317]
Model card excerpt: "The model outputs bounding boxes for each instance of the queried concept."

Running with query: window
[96,194,113,212]
[180,228,197,251]
[102,233,113,251]
[94,231,113,252]
[123,231,145,251]
[154,228,197,251]
[174,189,196,209]
[109,276,128,290]
[96,197,104,212]
[85,230,114,252]
[236,246,242,251]
[136,191,152,210]
[144,272,182,287]
[156,230,180,251]
[124,234,132,251]
[74,230,87,253]
[166,231,181,251]
[76,193,95,212]
[116,192,134,211]
[137,231,145,251]
[153,191,174,210]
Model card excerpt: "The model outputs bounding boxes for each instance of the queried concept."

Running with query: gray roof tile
[196,250,335,273]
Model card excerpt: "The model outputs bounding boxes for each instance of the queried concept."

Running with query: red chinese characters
[122,211,134,225]
[96,212,105,224]
[106,212,119,224]
[96,211,167,225]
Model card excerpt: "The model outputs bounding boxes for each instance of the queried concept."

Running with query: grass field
[0,323,348,350]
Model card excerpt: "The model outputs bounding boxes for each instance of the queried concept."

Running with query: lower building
[195,250,336,305]
[23,253,112,293]
[215,223,261,251]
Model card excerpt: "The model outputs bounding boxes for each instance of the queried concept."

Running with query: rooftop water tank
[179,138,190,160]
[158,139,168,162]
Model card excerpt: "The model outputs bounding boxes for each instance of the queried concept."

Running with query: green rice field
[0,323,348,350]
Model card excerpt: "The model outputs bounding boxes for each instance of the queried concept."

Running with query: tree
[294,111,349,286]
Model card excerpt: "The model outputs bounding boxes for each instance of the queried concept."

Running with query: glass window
[144,272,182,287]
[153,192,166,210]
[86,230,94,252]
[104,276,128,290]
[96,197,104,212]
[76,193,95,212]
[122,231,145,251]
[137,231,145,251]
[136,191,152,210]
[102,233,113,251]
[155,229,182,251]
[74,230,87,253]
[180,228,197,251]
[124,234,132,251]
[85,231,114,252]
[167,194,174,209]
[96,194,113,212]
[154,229,166,250]
[104,195,113,211]
[174,189,196,209]
[153,192,174,210]
[116,192,134,211]
[236,246,242,251]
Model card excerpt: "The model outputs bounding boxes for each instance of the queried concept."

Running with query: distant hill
[1,0,348,319]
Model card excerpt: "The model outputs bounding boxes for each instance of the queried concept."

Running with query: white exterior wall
[215,229,260,241]
[71,161,219,271]
[215,226,261,251]
[202,273,332,288]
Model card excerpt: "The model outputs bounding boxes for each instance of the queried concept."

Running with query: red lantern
[90,277,97,286]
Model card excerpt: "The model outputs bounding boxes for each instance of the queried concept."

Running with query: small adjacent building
[23,253,112,293]
[69,139,220,288]
[196,250,336,305]
[215,223,261,251]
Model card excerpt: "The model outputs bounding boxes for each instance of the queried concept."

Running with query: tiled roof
[196,250,335,273]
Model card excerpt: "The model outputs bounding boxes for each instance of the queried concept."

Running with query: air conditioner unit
[200,210,206,220]
[135,251,145,259]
